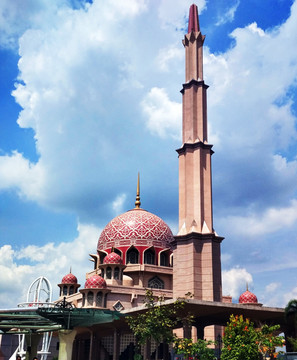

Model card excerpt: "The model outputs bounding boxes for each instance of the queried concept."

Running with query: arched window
[82,294,85,307]
[101,269,105,279]
[104,293,108,307]
[126,248,139,264]
[87,291,94,306]
[160,252,168,266]
[63,286,67,296]
[114,267,120,280]
[148,276,164,289]
[144,249,155,265]
[106,267,112,279]
[69,285,74,295]
[96,291,103,307]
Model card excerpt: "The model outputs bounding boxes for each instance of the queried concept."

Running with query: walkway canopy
[0,307,122,335]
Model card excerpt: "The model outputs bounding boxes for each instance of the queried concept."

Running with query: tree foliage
[221,315,259,360]
[285,299,297,351]
[126,289,192,346]
[221,314,284,360]
[174,338,216,360]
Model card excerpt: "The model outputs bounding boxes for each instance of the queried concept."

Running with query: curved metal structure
[13,276,53,360]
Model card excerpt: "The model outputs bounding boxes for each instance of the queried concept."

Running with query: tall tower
[173,4,223,302]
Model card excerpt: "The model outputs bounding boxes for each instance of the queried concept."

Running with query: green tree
[256,324,284,359]
[174,338,216,360]
[285,299,297,351]
[126,289,192,360]
[221,315,284,360]
[221,315,259,360]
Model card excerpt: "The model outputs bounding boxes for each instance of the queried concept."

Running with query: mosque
[53,4,284,359]
[0,4,286,360]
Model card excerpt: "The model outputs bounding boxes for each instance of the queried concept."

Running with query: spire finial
[135,172,141,209]
[70,267,72,274]
[246,282,249,291]
[188,4,200,33]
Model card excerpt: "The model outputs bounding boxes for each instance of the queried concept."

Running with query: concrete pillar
[143,338,151,360]
[58,330,77,360]
[25,334,41,360]
[196,324,205,340]
[113,329,121,360]
[89,331,94,360]
[183,323,191,339]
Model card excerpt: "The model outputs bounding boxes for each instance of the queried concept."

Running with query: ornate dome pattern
[103,252,123,264]
[85,275,106,289]
[239,290,258,304]
[98,209,174,251]
[61,273,78,284]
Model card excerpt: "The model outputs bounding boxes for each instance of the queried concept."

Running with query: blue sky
[1,0,297,308]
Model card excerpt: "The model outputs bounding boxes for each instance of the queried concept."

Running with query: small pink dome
[85,274,106,289]
[239,290,258,304]
[103,252,123,264]
[61,273,78,284]
[98,208,174,251]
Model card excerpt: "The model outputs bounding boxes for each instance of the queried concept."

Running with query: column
[58,330,77,360]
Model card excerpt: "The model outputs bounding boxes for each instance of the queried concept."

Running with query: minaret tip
[135,172,141,209]
[188,4,200,33]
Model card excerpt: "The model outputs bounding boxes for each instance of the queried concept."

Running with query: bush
[174,338,216,360]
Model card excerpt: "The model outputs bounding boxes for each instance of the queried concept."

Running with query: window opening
[126,248,139,264]
[148,276,164,289]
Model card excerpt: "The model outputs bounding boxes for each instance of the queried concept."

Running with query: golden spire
[135,172,141,209]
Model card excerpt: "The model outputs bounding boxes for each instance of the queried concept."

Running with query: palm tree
[285,299,297,352]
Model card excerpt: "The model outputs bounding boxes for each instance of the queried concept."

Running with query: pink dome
[97,209,174,251]
[61,273,78,284]
[239,290,258,304]
[103,252,123,264]
[85,274,106,289]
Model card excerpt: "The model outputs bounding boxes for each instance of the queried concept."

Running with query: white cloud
[283,286,297,306]
[0,222,101,308]
[215,0,240,26]
[0,151,44,200]
[157,0,207,30]
[156,45,183,72]
[222,267,253,300]
[141,87,182,139]
[265,282,281,294]
[0,0,71,49]
[222,199,297,237]
[112,193,127,215]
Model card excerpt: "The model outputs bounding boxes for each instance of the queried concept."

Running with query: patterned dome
[98,209,174,251]
[85,274,106,289]
[103,252,123,264]
[61,272,78,284]
[239,290,258,304]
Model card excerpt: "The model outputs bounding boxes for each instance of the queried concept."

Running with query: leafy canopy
[221,314,284,360]
[126,289,192,345]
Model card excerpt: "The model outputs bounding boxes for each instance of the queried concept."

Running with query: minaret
[173,4,223,302]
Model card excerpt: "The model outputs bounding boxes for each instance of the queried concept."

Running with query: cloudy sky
[1,0,297,309]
